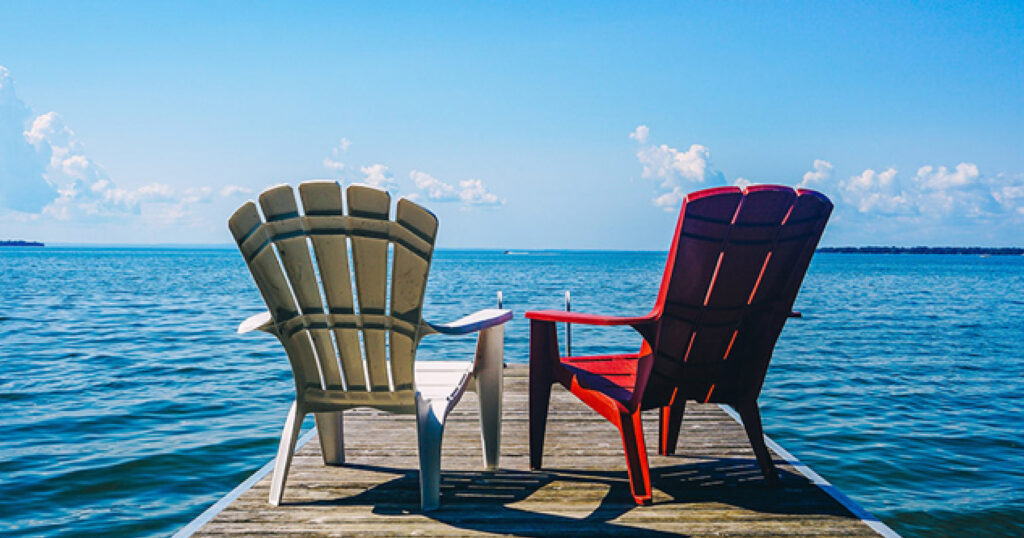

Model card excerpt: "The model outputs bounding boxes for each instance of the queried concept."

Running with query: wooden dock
[182,366,896,536]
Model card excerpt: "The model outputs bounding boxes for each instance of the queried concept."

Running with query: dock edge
[173,410,901,537]
[171,428,318,538]
[719,405,901,538]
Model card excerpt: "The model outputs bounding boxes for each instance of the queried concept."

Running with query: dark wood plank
[192,366,882,537]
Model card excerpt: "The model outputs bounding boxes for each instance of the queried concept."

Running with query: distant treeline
[818,246,1024,255]
[0,240,44,247]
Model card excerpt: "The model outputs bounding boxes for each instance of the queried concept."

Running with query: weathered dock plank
[189,367,891,536]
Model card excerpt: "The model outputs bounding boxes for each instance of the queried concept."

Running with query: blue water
[1,248,1022,536]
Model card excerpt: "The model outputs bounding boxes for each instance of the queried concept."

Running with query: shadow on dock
[273,458,851,536]
[192,368,882,536]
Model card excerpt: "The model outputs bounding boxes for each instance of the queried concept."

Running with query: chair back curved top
[229,181,439,412]
[641,185,832,408]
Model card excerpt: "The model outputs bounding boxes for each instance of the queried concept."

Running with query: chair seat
[562,354,641,404]
[415,360,474,402]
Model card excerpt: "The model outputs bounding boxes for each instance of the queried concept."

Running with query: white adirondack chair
[229,181,512,511]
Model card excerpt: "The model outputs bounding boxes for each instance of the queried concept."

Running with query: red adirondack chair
[525,185,832,505]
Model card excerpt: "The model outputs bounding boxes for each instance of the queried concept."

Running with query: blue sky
[1,1,1022,248]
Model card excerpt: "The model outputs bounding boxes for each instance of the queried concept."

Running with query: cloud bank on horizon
[631,124,1024,244]
[0,65,504,242]
[2,60,1021,246]
[0,66,252,235]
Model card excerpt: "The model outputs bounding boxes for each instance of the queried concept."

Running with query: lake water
[0,248,1021,536]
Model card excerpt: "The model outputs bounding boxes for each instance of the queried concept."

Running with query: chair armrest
[423,308,513,335]
[525,310,655,326]
[238,311,275,334]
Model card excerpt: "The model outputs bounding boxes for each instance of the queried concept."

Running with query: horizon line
[7,243,1024,252]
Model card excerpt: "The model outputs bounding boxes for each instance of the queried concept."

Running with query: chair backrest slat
[388,199,440,391]
[258,186,319,309]
[230,182,441,406]
[652,189,742,371]
[755,189,831,306]
[257,185,345,391]
[688,188,795,362]
[345,185,394,392]
[229,201,322,392]
[732,188,832,398]
[645,186,831,407]
[298,181,367,391]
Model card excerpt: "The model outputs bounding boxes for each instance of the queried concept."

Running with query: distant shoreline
[0,240,44,247]
[817,246,1024,255]
[2,243,1023,255]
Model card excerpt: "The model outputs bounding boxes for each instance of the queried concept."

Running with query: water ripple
[0,248,1021,536]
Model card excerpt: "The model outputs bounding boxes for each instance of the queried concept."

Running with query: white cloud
[322,157,345,171]
[630,126,725,210]
[800,159,833,187]
[806,163,1024,245]
[408,170,503,206]
[733,177,754,189]
[322,137,350,172]
[219,185,252,197]
[457,178,502,206]
[801,159,1024,227]
[138,182,175,201]
[991,174,1024,214]
[838,167,912,215]
[20,108,175,219]
[359,163,397,189]
[181,186,214,204]
[914,163,978,190]
[1,66,255,229]
[653,187,686,209]
[24,111,143,219]
[629,124,649,144]
[0,66,57,212]
[637,143,716,185]
[410,170,458,201]
[317,137,504,207]
[626,133,1024,243]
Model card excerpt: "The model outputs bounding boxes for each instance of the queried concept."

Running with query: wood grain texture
[194,366,878,537]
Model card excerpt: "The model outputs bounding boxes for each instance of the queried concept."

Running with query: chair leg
[475,325,504,471]
[734,401,780,485]
[619,410,653,505]
[314,411,344,465]
[269,400,304,506]
[416,399,446,511]
[529,320,557,471]
[659,398,686,456]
